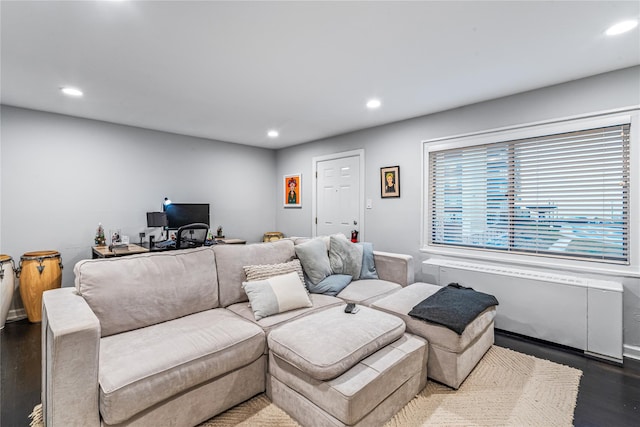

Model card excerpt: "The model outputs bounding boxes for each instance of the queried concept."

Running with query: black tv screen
[164,203,210,229]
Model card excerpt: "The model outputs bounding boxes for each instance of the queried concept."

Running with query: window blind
[429,124,630,263]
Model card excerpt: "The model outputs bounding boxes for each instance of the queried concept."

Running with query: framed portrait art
[284,173,302,208]
[380,166,400,198]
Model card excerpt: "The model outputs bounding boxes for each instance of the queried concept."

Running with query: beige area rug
[30,346,582,427]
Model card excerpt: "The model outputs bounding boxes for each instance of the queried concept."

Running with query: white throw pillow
[242,271,312,320]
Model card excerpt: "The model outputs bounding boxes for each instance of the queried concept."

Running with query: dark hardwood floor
[1,319,41,427]
[2,319,639,426]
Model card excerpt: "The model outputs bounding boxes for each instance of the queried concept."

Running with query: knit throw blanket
[408,283,499,334]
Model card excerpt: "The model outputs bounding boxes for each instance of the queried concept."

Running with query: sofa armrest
[373,251,414,287]
[42,287,101,427]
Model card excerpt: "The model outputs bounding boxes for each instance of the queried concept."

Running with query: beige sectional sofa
[41,238,494,427]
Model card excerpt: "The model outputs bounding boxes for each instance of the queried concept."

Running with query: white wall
[0,106,277,287]
[275,66,640,354]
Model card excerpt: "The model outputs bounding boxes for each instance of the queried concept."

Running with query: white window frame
[421,108,640,278]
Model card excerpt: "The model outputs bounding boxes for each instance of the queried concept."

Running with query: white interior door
[314,151,363,238]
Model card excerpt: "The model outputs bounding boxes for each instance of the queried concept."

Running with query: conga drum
[0,254,16,329]
[18,251,63,323]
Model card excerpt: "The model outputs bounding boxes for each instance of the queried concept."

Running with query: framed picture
[109,229,122,245]
[380,166,400,198]
[284,173,302,208]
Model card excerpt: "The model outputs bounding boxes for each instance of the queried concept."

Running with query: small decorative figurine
[217,226,223,238]
[95,223,106,246]
[351,220,359,243]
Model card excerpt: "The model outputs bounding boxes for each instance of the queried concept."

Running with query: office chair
[176,223,209,250]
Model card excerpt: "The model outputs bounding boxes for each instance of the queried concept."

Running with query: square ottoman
[371,282,495,389]
[267,305,427,427]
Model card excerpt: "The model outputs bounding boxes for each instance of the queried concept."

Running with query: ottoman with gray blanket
[267,305,428,427]
[371,282,497,389]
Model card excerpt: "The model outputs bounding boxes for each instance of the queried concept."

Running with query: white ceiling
[1,1,639,149]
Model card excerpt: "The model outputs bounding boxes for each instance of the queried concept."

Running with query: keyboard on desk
[153,240,176,249]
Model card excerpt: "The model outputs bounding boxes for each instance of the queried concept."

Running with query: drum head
[22,250,60,259]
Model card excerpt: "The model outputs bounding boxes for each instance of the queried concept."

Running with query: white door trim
[311,149,365,239]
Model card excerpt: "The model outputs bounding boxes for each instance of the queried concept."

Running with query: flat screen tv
[164,203,210,229]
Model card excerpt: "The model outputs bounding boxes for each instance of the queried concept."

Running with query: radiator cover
[424,259,623,362]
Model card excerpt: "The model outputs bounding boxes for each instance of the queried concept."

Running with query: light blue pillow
[307,274,352,296]
[357,242,379,279]
[294,238,332,285]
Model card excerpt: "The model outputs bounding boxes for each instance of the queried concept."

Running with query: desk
[145,239,246,247]
[92,244,149,259]
[92,238,246,259]
[216,238,246,245]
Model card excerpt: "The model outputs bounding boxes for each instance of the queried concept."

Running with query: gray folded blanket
[408,283,499,335]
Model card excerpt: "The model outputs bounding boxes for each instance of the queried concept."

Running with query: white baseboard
[623,344,640,361]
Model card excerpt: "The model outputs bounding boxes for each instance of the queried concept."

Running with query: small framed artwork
[110,229,122,245]
[284,173,302,208]
[380,166,400,198]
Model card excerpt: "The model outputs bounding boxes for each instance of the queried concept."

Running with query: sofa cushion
[242,272,312,321]
[98,308,265,425]
[293,235,380,284]
[336,279,402,305]
[371,282,497,352]
[214,239,296,307]
[74,246,218,337]
[227,293,343,335]
[268,305,405,381]
[294,237,332,285]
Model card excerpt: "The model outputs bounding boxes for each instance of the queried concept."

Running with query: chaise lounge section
[371,282,496,389]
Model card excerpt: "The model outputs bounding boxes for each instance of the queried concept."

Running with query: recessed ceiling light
[60,87,83,97]
[605,19,638,36]
[366,99,381,109]
[267,130,279,138]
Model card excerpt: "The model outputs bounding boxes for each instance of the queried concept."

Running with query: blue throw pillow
[307,274,352,296]
[358,242,379,279]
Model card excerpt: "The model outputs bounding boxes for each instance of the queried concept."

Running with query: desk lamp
[161,197,172,240]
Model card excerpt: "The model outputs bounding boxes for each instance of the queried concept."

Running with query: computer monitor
[164,203,210,229]
[146,212,168,228]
